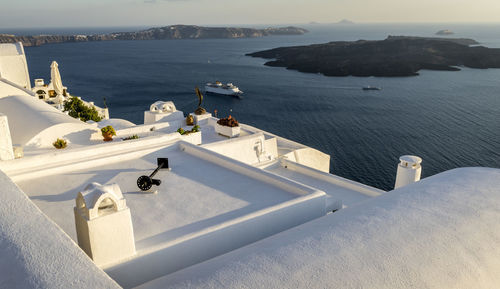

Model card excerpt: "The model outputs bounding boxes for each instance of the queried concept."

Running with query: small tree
[63,97,102,122]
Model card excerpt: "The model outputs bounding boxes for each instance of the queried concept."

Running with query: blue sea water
[18,23,500,190]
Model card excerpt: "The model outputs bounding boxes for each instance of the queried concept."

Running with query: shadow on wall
[65,128,100,145]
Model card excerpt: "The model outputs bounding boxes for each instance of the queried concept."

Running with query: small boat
[362,86,382,91]
[205,81,243,96]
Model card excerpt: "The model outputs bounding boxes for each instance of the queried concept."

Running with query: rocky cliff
[0,25,308,47]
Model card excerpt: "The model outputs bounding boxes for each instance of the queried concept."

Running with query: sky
[1,0,500,28]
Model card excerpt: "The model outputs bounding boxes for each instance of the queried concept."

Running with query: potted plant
[101,125,116,142]
[194,87,207,115]
[177,125,200,135]
[52,138,67,149]
[186,114,194,125]
[215,115,240,138]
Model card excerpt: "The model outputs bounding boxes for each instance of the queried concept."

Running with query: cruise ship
[205,81,243,96]
[1,42,499,289]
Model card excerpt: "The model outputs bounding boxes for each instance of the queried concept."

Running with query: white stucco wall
[138,167,500,289]
[0,43,31,90]
[0,78,33,98]
[291,147,331,173]
[0,169,121,289]
[239,122,330,172]
[0,113,14,160]
[202,133,278,165]
[144,110,184,125]
[0,94,95,147]
[0,132,182,181]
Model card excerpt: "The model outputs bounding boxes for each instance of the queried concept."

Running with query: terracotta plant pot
[102,132,113,142]
[186,115,194,125]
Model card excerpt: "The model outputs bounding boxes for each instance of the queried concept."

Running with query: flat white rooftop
[18,144,296,243]
[15,141,326,287]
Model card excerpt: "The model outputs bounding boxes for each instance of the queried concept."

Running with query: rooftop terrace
[14,139,327,287]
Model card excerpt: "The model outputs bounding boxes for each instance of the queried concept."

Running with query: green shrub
[123,134,139,140]
[101,125,116,136]
[53,138,67,149]
[177,125,201,135]
[63,97,102,122]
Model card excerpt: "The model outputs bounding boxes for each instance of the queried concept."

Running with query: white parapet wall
[238,122,331,173]
[0,170,121,288]
[0,94,95,148]
[181,142,320,196]
[90,121,177,140]
[0,133,183,181]
[202,132,278,166]
[0,113,14,160]
[280,159,385,202]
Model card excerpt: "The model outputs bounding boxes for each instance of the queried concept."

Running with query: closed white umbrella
[50,61,64,96]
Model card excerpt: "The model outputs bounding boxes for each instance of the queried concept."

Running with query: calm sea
[15,23,500,190]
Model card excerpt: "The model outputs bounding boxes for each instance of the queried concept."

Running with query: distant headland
[0,25,308,47]
[436,29,454,35]
[337,19,355,25]
[246,36,500,77]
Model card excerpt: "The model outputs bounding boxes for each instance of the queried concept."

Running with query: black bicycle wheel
[137,175,153,191]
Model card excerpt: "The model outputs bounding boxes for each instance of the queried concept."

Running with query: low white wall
[292,147,331,173]
[238,122,330,172]
[240,123,305,150]
[0,78,34,97]
[202,132,278,165]
[0,169,121,288]
[0,133,183,181]
[26,122,99,148]
[281,159,385,196]
[90,121,180,140]
[0,94,90,147]
[181,142,322,196]
[106,189,325,288]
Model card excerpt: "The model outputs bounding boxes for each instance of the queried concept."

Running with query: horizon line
[2,21,500,30]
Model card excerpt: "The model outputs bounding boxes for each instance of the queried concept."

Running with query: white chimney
[74,182,136,267]
[394,155,422,189]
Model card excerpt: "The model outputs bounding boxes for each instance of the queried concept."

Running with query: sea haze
[22,23,500,190]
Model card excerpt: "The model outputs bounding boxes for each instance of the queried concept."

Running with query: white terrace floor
[15,142,326,288]
[17,144,298,244]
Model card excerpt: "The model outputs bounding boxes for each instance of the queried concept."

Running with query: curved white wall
[0,94,94,147]
[0,169,121,288]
